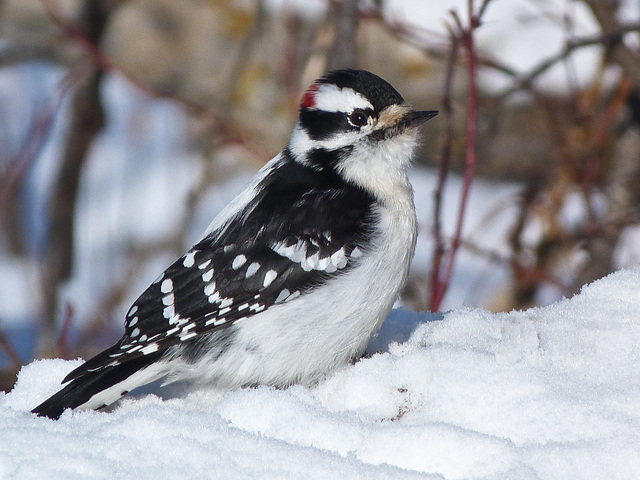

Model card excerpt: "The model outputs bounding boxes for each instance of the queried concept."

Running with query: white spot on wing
[332,248,348,269]
[198,259,211,270]
[179,331,197,341]
[285,290,301,302]
[131,328,140,337]
[232,254,247,270]
[202,268,214,282]
[127,305,138,317]
[350,247,363,259]
[163,305,175,319]
[324,262,337,274]
[272,240,307,263]
[273,239,349,272]
[128,316,138,328]
[274,289,290,304]
[141,343,159,355]
[162,293,174,306]
[204,282,216,296]
[205,317,228,327]
[249,303,265,312]
[219,297,233,308]
[161,278,173,293]
[305,252,319,270]
[317,256,331,271]
[183,251,196,268]
[263,269,277,288]
[246,262,260,278]
[166,326,180,336]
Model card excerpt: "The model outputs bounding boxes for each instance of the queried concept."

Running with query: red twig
[429,28,459,310]
[429,2,481,311]
[56,302,75,359]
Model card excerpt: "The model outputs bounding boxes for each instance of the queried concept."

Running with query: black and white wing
[60,154,377,384]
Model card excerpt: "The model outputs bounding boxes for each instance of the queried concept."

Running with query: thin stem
[429,28,459,310]
[430,0,480,311]
[56,303,75,360]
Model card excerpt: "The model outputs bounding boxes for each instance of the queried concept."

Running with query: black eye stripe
[300,108,376,140]
[299,110,349,141]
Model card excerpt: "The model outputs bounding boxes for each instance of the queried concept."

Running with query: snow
[2,268,640,479]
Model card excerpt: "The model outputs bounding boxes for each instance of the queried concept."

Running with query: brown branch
[584,0,640,89]
[498,20,640,101]
[360,6,519,80]
[39,0,111,354]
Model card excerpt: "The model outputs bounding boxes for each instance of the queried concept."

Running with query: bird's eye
[348,110,369,128]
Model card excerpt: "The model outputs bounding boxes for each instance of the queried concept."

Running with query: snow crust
[2,269,639,479]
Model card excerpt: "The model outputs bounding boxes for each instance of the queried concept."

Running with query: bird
[32,69,437,419]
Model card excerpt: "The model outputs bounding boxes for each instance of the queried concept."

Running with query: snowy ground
[2,269,640,479]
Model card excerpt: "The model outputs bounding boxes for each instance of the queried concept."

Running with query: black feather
[32,350,163,419]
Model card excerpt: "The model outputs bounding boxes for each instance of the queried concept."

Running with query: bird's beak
[403,110,439,129]
[372,105,438,141]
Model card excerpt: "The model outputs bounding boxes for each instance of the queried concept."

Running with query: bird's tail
[32,351,164,420]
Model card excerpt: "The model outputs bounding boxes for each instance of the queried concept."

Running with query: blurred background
[1,0,639,390]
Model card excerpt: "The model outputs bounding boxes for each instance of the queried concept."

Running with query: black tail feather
[32,351,163,420]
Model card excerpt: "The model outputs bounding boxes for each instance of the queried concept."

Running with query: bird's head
[287,69,437,200]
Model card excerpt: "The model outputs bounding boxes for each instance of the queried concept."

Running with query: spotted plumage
[32,69,437,419]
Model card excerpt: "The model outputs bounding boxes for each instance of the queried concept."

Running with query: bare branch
[39,0,111,354]
[429,27,459,310]
[583,0,640,89]
[430,1,481,311]
[498,20,640,101]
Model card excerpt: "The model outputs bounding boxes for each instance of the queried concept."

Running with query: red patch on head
[300,83,319,110]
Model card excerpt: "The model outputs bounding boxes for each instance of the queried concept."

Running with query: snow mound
[2,269,639,479]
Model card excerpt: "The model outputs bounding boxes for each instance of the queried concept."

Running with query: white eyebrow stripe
[288,127,362,161]
[311,84,373,113]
